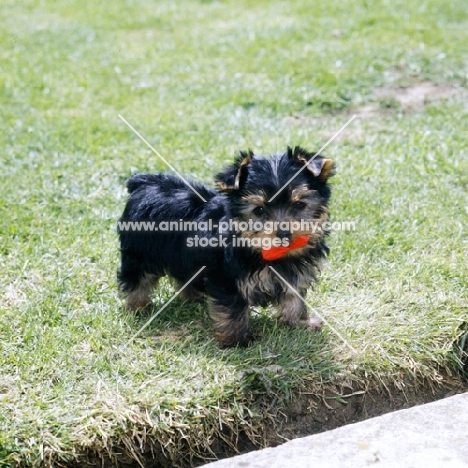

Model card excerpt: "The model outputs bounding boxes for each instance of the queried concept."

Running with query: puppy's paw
[217,332,254,349]
[125,302,153,316]
[298,317,323,331]
[179,286,205,302]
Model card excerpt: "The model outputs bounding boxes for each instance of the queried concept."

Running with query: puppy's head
[215,146,335,254]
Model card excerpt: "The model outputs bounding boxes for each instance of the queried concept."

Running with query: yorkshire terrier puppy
[118,146,334,347]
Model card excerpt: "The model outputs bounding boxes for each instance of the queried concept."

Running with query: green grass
[1,0,468,466]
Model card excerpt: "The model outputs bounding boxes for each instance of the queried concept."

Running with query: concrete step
[205,392,468,468]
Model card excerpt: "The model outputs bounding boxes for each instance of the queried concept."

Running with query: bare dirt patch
[371,81,458,111]
[352,81,463,120]
[285,81,465,144]
[272,381,464,442]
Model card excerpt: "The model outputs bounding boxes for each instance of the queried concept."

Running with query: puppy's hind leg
[124,273,160,312]
[118,252,161,311]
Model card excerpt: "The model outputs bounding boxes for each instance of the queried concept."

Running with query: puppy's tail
[126,173,164,193]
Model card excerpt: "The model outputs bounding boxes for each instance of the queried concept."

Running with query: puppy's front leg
[277,292,322,330]
[209,297,251,348]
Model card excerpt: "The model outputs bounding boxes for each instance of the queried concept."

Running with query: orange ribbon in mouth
[261,235,310,261]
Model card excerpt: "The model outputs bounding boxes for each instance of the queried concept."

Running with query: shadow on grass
[125,285,341,400]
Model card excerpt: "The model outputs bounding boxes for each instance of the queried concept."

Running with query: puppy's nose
[276,230,292,242]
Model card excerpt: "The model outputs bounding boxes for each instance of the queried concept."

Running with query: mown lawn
[1,0,467,466]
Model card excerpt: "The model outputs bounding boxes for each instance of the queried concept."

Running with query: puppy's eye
[253,206,264,216]
[293,201,307,210]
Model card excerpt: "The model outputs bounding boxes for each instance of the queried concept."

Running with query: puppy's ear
[289,146,334,181]
[215,150,253,192]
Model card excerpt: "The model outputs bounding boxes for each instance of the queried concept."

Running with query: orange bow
[261,235,310,261]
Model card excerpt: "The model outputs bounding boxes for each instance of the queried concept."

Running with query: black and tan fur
[118,146,334,347]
